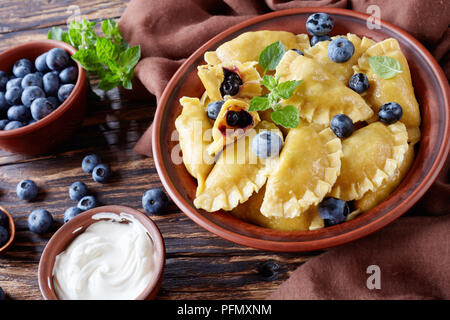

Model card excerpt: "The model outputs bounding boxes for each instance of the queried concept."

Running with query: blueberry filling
[220,68,242,97]
[226,110,253,128]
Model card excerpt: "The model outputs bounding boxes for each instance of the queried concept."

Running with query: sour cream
[52,212,156,300]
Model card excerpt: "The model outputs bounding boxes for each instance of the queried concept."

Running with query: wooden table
[0,1,321,300]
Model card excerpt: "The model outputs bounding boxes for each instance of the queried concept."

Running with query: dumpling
[194,121,282,212]
[260,122,342,218]
[275,50,374,125]
[197,61,262,102]
[355,38,421,130]
[175,97,215,195]
[304,33,376,83]
[355,142,415,211]
[208,31,311,65]
[207,99,260,156]
[330,121,408,201]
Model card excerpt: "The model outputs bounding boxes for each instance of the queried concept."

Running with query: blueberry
[59,66,78,84]
[349,73,369,94]
[0,119,8,130]
[77,195,97,211]
[378,102,403,124]
[82,154,101,173]
[5,86,23,105]
[220,69,242,97]
[0,92,8,113]
[306,13,334,36]
[46,48,69,71]
[330,114,354,138]
[64,206,83,223]
[318,197,350,226]
[252,131,283,158]
[69,181,88,201]
[310,35,331,46]
[0,70,8,91]
[16,179,38,201]
[0,287,5,300]
[290,49,303,55]
[142,188,168,214]
[0,208,7,227]
[7,104,31,122]
[92,164,112,183]
[226,110,253,128]
[57,83,74,102]
[21,85,45,107]
[28,209,53,233]
[42,71,60,96]
[30,98,55,121]
[327,38,355,63]
[21,73,43,89]
[35,52,50,73]
[206,100,224,120]
[0,225,9,247]
[6,77,22,91]
[4,121,23,130]
[47,96,60,108]
[13,59,33,78]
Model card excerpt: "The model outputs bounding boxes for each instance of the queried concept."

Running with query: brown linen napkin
[119,0,450,299]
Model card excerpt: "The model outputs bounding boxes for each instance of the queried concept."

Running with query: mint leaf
[368,56,402,79]
[98,71,121,91]
[273,80,302,100]
[72,49,104,71]
[249,96,271,112]
[119,45,141,71]
[258,41,286,72]
[48,27,69,43]
[96,37,118,64]
[271,105,299,128]
[261,75,279,91]
[102,19,123,42]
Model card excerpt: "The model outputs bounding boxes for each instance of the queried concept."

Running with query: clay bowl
[0,40,87,155]
[38,205,165,300]
[0,206,15,254]
[153,8,450,252]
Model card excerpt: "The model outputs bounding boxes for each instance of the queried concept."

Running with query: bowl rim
[152,7,450,252]
[0,39,86,137]
[0,205,15,254]
[37,205,166,300]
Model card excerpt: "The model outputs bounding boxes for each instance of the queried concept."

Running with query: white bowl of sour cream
[38,205,165,300]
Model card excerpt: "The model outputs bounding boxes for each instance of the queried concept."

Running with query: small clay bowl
[0,206,15,254]
[0,40,87,155]
[152,8,450,252]
[38,205,165,300]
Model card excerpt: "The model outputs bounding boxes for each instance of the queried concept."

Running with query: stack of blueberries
[0,48,77,131]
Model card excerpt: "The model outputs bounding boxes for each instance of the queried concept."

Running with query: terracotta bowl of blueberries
[152,8,450,252]
[0,40,87,155]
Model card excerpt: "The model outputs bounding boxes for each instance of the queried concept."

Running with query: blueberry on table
[6,77,22,91]
[290,49,303,55]
[16,179,38,201]
[226,110,253,128]
[0,225,9,247]
[82,154,101,173]
[0,208,7,227]
[306,13,334,36]
[0,70,8,91]
[42,71,60,96]
[21,73,43,89]
[330,114,354,138]
[142,188,168,214]
[35,52,50,73]
[28,209,53,234]
[4,121,23,130]
[378,102,403,124]
[92,164,112,183]
[310,35,331,46]
[327,38,355,63]
[59,66,78,84]
[349,73,369,94]
[21,85,45,107]
[77,195,97,211]
[46,48,69,71]
[206,100,224,120]
[5,86,23,105]
[57,83,74,102]
[64,206,83,223]
[7,104,30,122]
[30,97,56,121]
[0,92,8,112]
[318,197,350,226]
[252,131,283,159]
[13,58,33,78]
[69,181,89,201]
[0,119,9,130]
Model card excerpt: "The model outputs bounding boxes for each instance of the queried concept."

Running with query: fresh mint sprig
[48,19,140,91]
[368,56,402,79]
